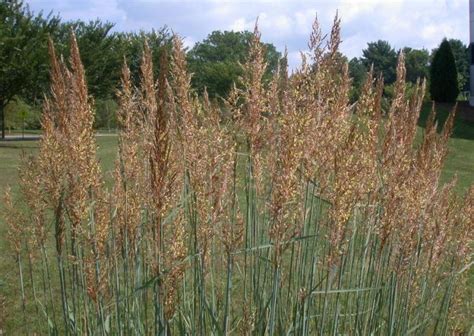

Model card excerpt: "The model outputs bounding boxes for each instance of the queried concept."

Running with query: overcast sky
[27,0,468,69]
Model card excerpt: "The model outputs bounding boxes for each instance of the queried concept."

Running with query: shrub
[3,18,473,335]
[383,79,431,104]
[94,98,118,130]
[4,98,41,131]
[430,39,459,102]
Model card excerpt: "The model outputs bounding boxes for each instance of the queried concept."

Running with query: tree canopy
[53,20,121,99]
[0,1,172,135]
[447,39,469,93]
[361,40,398,84]
[1,1,468,135]
[187,30,281,98]
[403,47,430,83]
[0,0,59,138]
[348,57,367,101]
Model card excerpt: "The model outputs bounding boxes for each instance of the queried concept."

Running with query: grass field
[0,103,472,333]
[0,135,118,196]
[417,103,474,193]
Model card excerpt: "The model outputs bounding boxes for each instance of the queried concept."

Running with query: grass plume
[3,16,473,335]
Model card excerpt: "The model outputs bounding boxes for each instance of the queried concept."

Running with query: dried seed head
[3,188,25,255]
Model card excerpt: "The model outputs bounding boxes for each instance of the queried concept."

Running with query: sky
[27,0,468,69]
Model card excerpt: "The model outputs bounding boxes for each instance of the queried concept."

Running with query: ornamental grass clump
[4,16,473,335]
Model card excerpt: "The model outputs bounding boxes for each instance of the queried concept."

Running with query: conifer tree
[430,39,459,103]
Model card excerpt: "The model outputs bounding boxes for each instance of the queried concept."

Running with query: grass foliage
[2,17,473,335]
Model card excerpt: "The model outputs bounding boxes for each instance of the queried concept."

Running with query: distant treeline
[0,0,469,133]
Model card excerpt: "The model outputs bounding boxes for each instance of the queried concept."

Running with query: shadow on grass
[418,102,474,140]
[0,142,39,150]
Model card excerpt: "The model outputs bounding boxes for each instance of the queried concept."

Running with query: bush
[430,39,459,102]
[4,98,41,131]
[384,81,431,103]
[94,98,118,130]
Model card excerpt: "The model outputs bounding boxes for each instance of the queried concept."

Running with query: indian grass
[3,16,473,335]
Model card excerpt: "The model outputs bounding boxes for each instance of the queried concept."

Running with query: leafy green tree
[187,30,281,98]
[361,40,397,84]
[0,0,59,138]
[447,39,469,92]
[349,58,366,85]
[4,97,41,131]
[115,29,172,86]
[52,20,124,99]
[430,39,459,103]
[95,98,118,130]
[55,24,171,121]
[348,57,367,101]
[403,47,429,83]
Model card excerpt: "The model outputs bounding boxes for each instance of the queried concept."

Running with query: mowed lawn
[440,136,474,192]
[0,135,118,196]
[417,102,474,193]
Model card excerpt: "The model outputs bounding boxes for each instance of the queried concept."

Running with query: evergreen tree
[430,39,459,103]
[361,40,397,84]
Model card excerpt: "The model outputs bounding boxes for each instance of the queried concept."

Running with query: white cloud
[287,50,308,71]
[294,10,316,35]
[182,36,195,50]
[230,17,252,31]
[27,0,469,69]
[420,22,462,48]
[270,14,293,36]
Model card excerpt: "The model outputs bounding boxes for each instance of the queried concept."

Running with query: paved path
[0,133,117,141]
[1,134,40,141]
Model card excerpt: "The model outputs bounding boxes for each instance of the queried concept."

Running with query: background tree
[348,57,367,101]
[49,23,172,101]
[430,39,459,103]
[447,39,469,93]
[52,20,122,99]
[403,47,429,83]
[187,30,281,98]
[361,40,397,84]
[63,26,171,128]
[116,29,172,85]
[0,0,59,138]
[431,39,469,95]
[1,0,172,134]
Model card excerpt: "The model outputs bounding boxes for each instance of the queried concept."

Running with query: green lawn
[417,102,474,193]
[0,135,118,196]
[440,136,474,193]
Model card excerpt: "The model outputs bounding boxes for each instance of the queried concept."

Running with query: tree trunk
[0,103,5,140]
